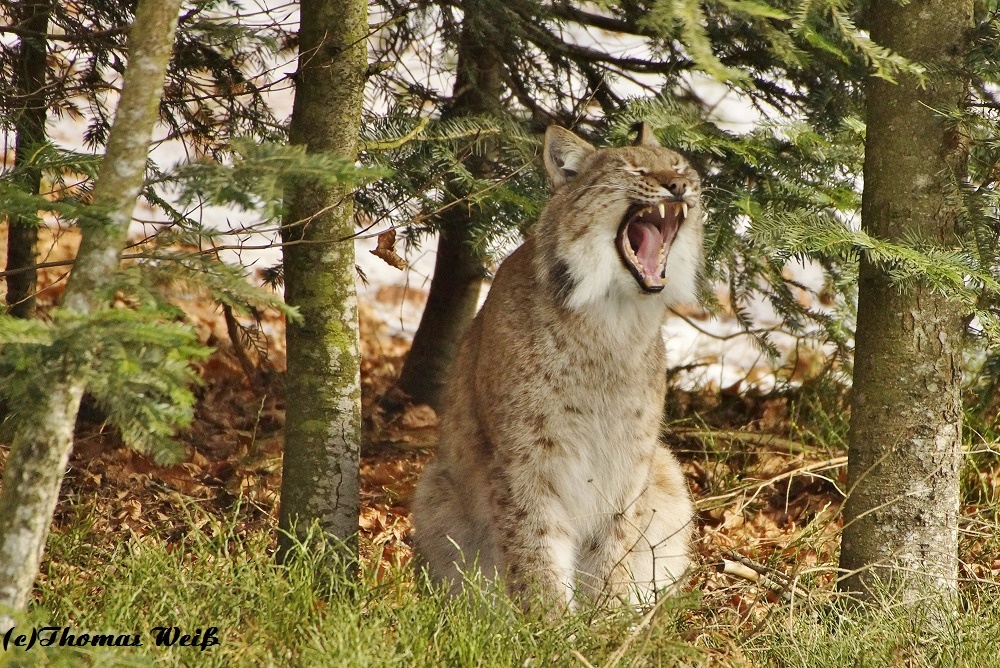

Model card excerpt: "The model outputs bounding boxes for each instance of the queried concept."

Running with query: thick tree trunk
[840,0,972,600]
[276,0,367,561]
[395,0,503,409]
[5,0,51,318]
[395,215,484,408]
[0,0,182,627]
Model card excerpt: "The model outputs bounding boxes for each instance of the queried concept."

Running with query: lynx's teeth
[658,202,666,218]
[680,202,688,218]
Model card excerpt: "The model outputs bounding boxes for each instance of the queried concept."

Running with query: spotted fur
[412,125,703,614]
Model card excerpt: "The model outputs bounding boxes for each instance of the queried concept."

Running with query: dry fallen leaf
[399,404,437,430]
[370,229,407,270]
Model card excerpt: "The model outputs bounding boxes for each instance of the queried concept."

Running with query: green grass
[5,507,1000,668]
[6,379,1000,668]
[751,591,1000,667]
[10,512,701,667]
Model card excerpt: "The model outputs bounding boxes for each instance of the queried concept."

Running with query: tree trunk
[840,0,972,600]
[394,0,504,409]
[394,214,485,409]
[0,0,182,627]
[5,0,51,319]
[276,0,367,562]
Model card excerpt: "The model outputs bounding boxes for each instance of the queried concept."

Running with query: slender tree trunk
[276,0,367,561]
[0,0,182,627]
[840,0,972,600]
[5,0,51,318]
[395,0,504,409]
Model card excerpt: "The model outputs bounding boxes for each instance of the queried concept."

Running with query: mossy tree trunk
[395,0,504,409]
[276,0,367,562]
[840,0,972,600]
[5,0,51,318]
[0,0,182,627]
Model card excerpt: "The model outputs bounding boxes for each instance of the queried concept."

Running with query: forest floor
[4,227,1000,665]
[18,229,849,593]
[44,296,851,595]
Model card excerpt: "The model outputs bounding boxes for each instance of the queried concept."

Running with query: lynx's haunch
[412,124,703,614]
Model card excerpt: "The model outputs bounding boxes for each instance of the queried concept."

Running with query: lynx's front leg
[626,448,694,604]
[575,510,642,605]
[490,470,578,614]
[574,450,693,606]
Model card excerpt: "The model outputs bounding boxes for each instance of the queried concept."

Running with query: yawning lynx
[412,123,703,613]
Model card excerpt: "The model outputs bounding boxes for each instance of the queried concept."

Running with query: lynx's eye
[615,200,688,293]
[623,162,649,177]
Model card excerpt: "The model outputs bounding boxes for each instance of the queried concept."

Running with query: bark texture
[277,0,367,560]
[5,0,51,318]
[395,0,504,408]
[840,0,972,600]
[0,0,182,625]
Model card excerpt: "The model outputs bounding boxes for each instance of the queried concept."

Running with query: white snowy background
[8,1,837,394]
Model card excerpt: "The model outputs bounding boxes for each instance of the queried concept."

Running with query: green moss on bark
[277,0,367,562]
[0,0,184,622]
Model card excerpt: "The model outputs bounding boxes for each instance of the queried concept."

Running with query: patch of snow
[4,2,834,394]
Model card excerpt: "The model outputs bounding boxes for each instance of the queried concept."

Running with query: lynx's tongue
[627,222,664,280]
[617,201,686,293]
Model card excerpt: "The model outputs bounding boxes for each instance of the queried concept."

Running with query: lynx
[412,123,703,613]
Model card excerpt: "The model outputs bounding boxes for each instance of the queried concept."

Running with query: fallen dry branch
[716,550,807,602]
[697,456,848,509]
[672,427,816,455]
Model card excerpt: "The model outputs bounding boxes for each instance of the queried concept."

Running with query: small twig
[716,550,807,602]
[223,303,257,382]
[696,456,848,508]
[0,258,76,279]
[358,116,430,152]
[600,593,671,668]
[671,427,815,455]
[571,649,598,668]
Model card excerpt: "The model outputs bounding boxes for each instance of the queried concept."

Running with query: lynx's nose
[662,175,690,199]
[649,171,691,199]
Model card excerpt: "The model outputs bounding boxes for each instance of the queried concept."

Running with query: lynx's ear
[543,126,596,189]
[631,121,661,147]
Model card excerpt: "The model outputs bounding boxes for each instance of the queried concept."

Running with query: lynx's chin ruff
[412,124,703,614]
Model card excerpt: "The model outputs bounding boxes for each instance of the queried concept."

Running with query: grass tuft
[10,502,999,667]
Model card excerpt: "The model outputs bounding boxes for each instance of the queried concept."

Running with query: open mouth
[616,200,687,293]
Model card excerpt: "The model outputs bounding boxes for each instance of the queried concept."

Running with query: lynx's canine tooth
[658,202,666,218]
